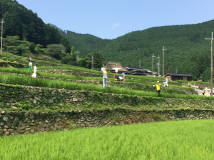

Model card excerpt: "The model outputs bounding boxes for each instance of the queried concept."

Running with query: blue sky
[17,0,214,40]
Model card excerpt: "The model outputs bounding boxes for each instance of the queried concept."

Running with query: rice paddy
[0,119,214,160]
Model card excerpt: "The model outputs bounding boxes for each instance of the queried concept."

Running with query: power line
[1,18,4,53]
[157,55,160,76]
[205,32,213,96]
[92,55,93,70]
[76,51,79,64]
[152,54,155,72]
[162,46,167,76]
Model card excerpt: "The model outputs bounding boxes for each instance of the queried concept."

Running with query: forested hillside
[65,20,214,81]
[101,21,214,81]
[0,0,71,52]
[1,0,214,81]
[64,31,110,57]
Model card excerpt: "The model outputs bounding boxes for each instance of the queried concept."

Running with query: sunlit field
[1,120,214,160]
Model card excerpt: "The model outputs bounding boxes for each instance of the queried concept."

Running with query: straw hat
[157,81,159,83]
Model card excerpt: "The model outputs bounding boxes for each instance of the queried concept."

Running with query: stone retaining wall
[1,109,214,136]
[0,83,213,110]
[0,83,164,109]
[0,83,214,136]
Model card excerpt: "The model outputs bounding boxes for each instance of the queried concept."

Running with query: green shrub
[2,57,7,61]
[8,62,24,68]
[1,57,15,62]
[9,57,15,62]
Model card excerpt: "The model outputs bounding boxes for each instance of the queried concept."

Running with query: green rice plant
[0,120,214,159]
[0,74,213,100]
[38,66,175,82]
[0,68,31,75]
[0,68,194,92]
[38,66,102,73]
[0,65,182,86]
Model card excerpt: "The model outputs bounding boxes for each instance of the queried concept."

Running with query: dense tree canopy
[1,0,214,81]
[64,20,214,81]
[61,48,106,70]
[64,31,110,57]
[46,44,66,59]
[0,0,71,53]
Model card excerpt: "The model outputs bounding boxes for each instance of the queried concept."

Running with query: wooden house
[164,73,192,81]
[105,62,128,73]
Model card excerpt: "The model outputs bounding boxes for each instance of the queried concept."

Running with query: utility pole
[157,55,160,76]
[139,60,141,68]
[91,55,93,70]
[162,46,167,76]
[152,54,155,72]
[205,32,213,96]
[76,51,79,64]
[0,19,3,53]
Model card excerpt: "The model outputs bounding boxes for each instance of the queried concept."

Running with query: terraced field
[1,52,214,159]
[0,52,214,112]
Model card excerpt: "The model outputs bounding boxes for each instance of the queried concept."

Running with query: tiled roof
[165,73,192,77]
[106,62,127,72]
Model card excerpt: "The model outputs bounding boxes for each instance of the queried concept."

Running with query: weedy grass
[0,68,195,91]
[0,119,214,160]
[0,74,212,100]
[0,68,31,74]
[34,66,179,83]
[38,65,103,73]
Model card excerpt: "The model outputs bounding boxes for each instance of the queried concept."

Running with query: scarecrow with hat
[101,67,107,87]
[156,81,161,97]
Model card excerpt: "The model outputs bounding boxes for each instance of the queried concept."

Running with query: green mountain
[1,0,213,81]
[64,20,214,81]
[0,0,71,52]
[64,31,110,57]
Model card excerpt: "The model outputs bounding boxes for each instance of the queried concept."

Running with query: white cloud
[112,22,120,28]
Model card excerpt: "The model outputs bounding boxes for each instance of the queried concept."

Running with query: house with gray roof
[164,73,192,81]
